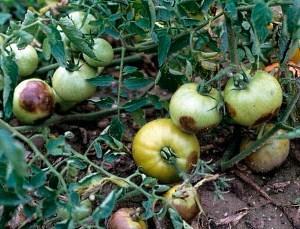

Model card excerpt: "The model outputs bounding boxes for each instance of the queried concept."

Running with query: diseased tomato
[224,71,283,127]
[164,183,199,221]
[107,208,147,229]
[83,38,114,67]
[8,44,39,77]
[52,60,97,103]
[68,11,97,35]
[132,119,200,183]
[57,199,92,222]
[241,125,290,173]
[13,79,55,124]
[169,83,222,133]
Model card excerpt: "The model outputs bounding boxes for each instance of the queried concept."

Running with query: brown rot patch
[187,151,199,170]
[252,107,280,126]
[19,81,54,113]
[225,102,236,117]
[179,116,199,133]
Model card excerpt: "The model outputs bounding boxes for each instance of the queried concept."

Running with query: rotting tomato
[164,183,199,221]
[289,40,300,64]
[241,125,290,173]
[83,38,114,67]
[169,83,222,133]
[13,79,55,124]
[224,70,283,127]
[68,11,97,35]
[264,62,300,78]
[8,43,39,77]
[52,60,97,103]
[132,119,200,183]
[107,208,147,229]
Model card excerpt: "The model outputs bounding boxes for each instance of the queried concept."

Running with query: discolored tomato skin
[289,40,300,64]
[52,60,97,103]
[68,11,97,35]
[224,71,283,127]
[13,79,55,124]
[108,208,147,229]
[132,119,200,183]
[9,44,39,77]
[241,125,290,173]
[169,83,222,133]
[83,38,114,67]
[164,184,199,221]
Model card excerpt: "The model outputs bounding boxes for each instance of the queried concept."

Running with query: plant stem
[117,47,125,118]
[0,119,69,194]
[224,15,239,67]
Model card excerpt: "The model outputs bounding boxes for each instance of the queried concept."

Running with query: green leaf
[142,0,156,33]
[124,77,153,90]
[90,97,115,109]
[58,17,95,58]
[109,117,125,141]
[123,97,149,112]
[286,0,300,36]
[1,56,19,119]
[142,197,155,219]
[94,142,103,159]
[87,75,115,87]
[131,109,146,127]
[42,24,66,66]
[168,208,183,229]
[251,1,272,42]
[92,189,121,221]
[0,130,27,178]
[157,31,171,66]
[99,134,123,151]
[225,0,237,21]
[46,136,72,156]
[0,186,30,206]
[0,13,11,25]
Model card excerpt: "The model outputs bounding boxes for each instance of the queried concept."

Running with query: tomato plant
[224,71,283,127]
[169,83,222,133]
[0,0,299,228]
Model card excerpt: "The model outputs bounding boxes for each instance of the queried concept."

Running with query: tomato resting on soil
[164,183,200,221]
[13,79,55,124]
[169,83,222,133]
[132,118,200,183]
[224,70,283,127]
[241,125,290,173]
[107,208,147,229]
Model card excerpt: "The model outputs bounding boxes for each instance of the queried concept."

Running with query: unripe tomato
[0,36,4,46]
[53,89,76,111]
[13,79,55,124]
[68,11,97,35]
[241,125,290,173]
[224,71,283,126]
[52,60,97,103]
[164,184,199,221]
[107,208,147,229]
[8,44,39,77]
[132,119,200,183]
[57,199,92,221]
[83,38,114,67]
[169,83,222,133]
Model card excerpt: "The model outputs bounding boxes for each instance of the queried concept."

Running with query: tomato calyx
[65,59,82,72]
[196,82,212,95]
[232,71,250,90]
[160,146,178,165]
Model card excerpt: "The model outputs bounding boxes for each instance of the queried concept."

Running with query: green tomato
[108,208,148,229]
[13,79,55,124]
[57,199,92,222]
[83,38,114,67]
[224,71,283,126]
[169,83,222,133]
[52,60,97,103]
[8,44,39,77]
[164,183,199,221]
[241,125,290,173]
[68,11,97,35]
[132,119,200,183]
